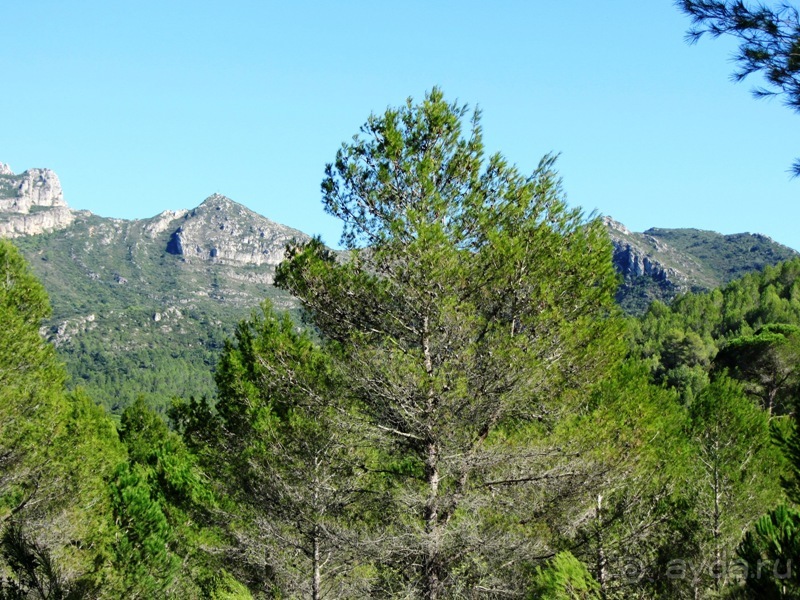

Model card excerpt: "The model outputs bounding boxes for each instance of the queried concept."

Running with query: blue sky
[2,1,798,249]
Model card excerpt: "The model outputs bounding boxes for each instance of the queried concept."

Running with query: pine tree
[687,376,784,596]
[0,239,66,523]
[275,88,625,598]
[714,323,800,416]
[197,302,367,599]
[0,241,126,597]
[105,397,217,598]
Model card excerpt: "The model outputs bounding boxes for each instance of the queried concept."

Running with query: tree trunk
[596,494,607,600]
[423,440,441,600]
[312,523,321,600]
[422,315,442,600]
[713,431,722,593]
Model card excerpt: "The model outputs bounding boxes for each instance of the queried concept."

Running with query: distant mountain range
[1,163,796,411]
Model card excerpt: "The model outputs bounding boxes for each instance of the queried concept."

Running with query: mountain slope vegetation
[11,195,304,414]
[2,163,795,414]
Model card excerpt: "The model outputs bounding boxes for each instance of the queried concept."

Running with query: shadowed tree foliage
[714,323,800,415]
[732,343,800,599]
[183,302,369,599]
[737,504,800,598]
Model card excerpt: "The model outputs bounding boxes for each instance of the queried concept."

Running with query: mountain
[604,217,799,314]
[1,164,306,413]
[1,163,797,411]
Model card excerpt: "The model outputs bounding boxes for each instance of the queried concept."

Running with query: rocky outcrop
[0,167,66,212]
[164,194,307,266]
[45,313,97,347]
[0,165,75,237]
[142,209,189,238]
[602,217,799,314]
[0,207,76,238]
[604,217,686,287]
[611,243,671,282]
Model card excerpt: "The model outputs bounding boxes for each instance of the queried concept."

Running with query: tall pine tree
[275,88,625,599]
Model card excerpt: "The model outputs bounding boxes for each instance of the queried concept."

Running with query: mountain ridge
[604,217,799,314]
[2,163,796,410]
[1,164,308,412]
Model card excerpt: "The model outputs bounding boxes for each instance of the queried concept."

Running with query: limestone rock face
[143,209,189,238]
[604,217,685,287]
[164,194,307,266]
[0,168,66,212]
[0,165,75,237]
[0,207,76,238]
[602,216,799,314]
[612,243,670,281]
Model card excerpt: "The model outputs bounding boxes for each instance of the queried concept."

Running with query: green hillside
[647,227,795,284]
[12,198,303,415]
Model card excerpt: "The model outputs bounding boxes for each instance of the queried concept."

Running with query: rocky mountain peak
[197,193,234,208]
[164,195,308,266]
[602,216,632,236]
[0,164,75,237]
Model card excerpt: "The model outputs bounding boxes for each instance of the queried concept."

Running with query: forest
[3,89,800,600]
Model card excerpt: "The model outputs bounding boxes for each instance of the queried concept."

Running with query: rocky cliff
[164,194,305,267]
[605,217,688,287]
[603,217,799,314]
[0,164,76,236]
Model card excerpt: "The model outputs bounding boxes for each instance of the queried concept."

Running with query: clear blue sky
[2,1,798,249]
